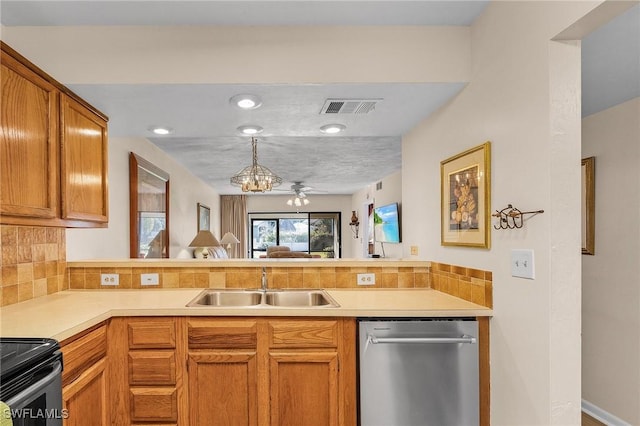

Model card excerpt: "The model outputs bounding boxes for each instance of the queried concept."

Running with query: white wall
[66,137,220,260]
[402,2,597,424]
[246,194,353,258]
[582,97,640,424]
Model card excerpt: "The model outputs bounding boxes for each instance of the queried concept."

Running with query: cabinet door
[268,351,339,426]
[0,49,59,220]
[60,94,108,223]
[63,357,109,426]
[188,351,258,426]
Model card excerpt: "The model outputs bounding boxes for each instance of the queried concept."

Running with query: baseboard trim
[582,399,632,426]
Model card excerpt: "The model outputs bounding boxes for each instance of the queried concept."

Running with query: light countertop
[67,258,430,268]
[0,288,491,341]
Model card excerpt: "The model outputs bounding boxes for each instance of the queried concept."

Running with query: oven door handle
[367,335,477,344]
[4,360,62,407]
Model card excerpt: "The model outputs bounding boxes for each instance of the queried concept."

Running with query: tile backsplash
[430,262,493,308]
[0,225,68,306]
[67,265,431,291]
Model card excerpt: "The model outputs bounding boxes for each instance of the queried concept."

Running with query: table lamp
[188,230,220,259]
[220,232,240,257]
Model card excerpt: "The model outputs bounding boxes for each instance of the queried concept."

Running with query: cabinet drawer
[128,319,176,349]
[188,318,257,349]
[268,319,339,349]
[130,387,177,422]
[129,351,176,386]
[60,323,107,385]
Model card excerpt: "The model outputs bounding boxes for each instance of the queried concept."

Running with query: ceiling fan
[276,182,326,207]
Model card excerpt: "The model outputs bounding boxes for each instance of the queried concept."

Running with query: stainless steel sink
[186,289,339,308]
[187,290,263,307]
[264,290,338,307]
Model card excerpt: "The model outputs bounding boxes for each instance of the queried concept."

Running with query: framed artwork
[581,157,595,255]
[197,203,210,232]
[441,142,491,248]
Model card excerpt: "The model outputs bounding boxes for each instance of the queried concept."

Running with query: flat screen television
[373,203,401,243]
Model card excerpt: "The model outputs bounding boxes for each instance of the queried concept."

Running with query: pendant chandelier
[230,137,282,192]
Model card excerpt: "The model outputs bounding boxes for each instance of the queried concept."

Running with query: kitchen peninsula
[1,258,492,426]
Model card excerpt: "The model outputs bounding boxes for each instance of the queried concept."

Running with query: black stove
[0,338,64,425]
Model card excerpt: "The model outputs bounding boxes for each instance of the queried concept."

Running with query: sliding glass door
[249,212,341,258]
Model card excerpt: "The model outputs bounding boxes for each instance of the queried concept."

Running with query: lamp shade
[220,232,240,245]
[188,230,220,248]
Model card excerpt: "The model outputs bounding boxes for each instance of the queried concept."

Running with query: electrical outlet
[357,273,376,285]
[101,273,119,286]
[410,245,419,256]
[511,249,535,279]
[141,273,159,286]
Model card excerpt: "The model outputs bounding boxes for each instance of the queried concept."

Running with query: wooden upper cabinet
[0,48,59,219]
[0,42,109,227]
[60,94,108,223]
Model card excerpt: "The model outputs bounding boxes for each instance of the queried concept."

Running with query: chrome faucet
[261,267,268,292]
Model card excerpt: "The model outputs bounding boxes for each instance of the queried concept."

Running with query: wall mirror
[129,153,170,258]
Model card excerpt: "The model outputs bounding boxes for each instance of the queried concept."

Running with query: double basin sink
[187,289,339,308]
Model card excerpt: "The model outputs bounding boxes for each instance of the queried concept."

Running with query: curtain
[220,195,247,258]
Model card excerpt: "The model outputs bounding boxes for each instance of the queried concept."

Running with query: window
[249,212,341,258]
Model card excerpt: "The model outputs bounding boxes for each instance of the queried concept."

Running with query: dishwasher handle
[367,335,477,345]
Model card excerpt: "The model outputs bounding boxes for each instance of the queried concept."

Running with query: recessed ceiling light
[320,124,346,134]
[237,125,263,135]
[149,126,174,135]
[230,94,262,110]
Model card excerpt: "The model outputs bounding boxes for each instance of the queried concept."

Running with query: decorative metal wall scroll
[492,204,544,230]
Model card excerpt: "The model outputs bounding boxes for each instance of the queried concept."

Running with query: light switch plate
[511,249,535,279]
[141,273,159,286]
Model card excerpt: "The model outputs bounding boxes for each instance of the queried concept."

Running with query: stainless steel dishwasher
[358,318,479,426]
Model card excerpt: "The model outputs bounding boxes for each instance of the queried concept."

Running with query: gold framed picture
[581,157,595,255]
[441,142,491,248]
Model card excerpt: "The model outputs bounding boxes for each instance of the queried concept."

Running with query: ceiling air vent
[320,99,381,115]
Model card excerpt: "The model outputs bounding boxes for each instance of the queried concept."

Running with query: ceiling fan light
[320,124,346,134]
[287,199,293,206]
[294,197,302,207]
[230,94,262,110]
[303,198,310,205]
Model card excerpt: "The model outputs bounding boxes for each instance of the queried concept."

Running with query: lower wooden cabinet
[62,358,109,426]
[269,351,340,426]
[60,323,109,426]
[64,316,356,425]
[109,317,188,426]
[186,317,356,426]
[188,351,259,426]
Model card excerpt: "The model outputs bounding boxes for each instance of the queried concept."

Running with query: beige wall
[1,26,470,85]
[582,97,640,424]
[66,137,220,260]
[402,2,597,424]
